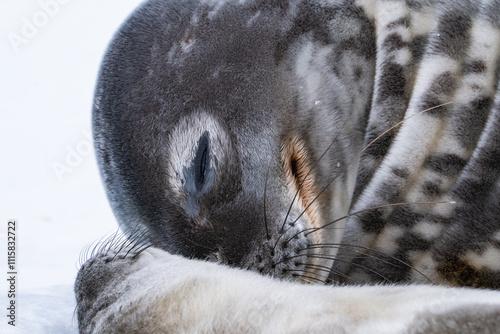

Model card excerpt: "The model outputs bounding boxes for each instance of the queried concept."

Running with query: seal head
[93,0,374,281]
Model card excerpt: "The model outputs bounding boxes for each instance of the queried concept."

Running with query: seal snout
[242,216,311,281]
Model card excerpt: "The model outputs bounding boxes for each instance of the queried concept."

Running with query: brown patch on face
[281,135,320,229]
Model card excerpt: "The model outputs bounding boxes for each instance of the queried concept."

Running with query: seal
[77,0,500,331]
[93,0,375,283]
[93,0,500,288]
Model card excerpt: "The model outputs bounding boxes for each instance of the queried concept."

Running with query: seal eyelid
[200,144,208,184]
[194,132,211,191]
[181,131,217,218]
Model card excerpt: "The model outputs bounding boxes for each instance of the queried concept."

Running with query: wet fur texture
[77,0,500,332]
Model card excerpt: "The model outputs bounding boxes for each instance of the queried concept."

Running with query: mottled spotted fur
[77,0,500,331]
[335,0,500,288]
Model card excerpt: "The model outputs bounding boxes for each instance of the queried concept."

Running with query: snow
[0,0,144,332]
[4,285,78,334]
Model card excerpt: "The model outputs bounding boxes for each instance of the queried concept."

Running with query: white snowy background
[1,0,145,332]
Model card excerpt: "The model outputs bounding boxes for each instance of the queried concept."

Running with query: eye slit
[194,132,210,190]
[200,146,208,182]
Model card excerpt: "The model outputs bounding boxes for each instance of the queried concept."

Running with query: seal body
[74,245,500,334]
[93,0,500,288]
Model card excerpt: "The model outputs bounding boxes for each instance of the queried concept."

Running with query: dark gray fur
[91,0,500,290]
[93,0,374,276]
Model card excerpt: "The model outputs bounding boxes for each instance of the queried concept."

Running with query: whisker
[282,201,455,247]
[290,273,325,284]
[335,244,434,284]
[89,232,112,259]
[287,268,329,284]
[292,242,433,284]
[288,102,454,233]
[304,245,402,271]
[131,234,156,253]
[303,263,357,284]
[99,230,124,256]
[274,200,452,285]
[120,227,145,250]
[104,229,123,256]
[305,201,455,237]
[324,256,394,283]
[132,240,164,259]
[301,262,336,276]
[123,232,149,258]
[290,262,356,284]
[111,225,145,261]
[263,164,271,240]
[77,242,93,269]
[130,229,162,254]
[283,252,394,283]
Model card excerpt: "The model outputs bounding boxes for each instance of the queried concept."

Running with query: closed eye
[200,145,208,184]
[182,131,217,218]
[194,132,210,191]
